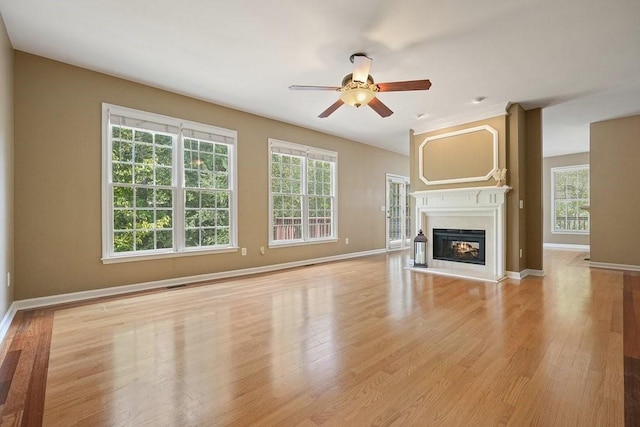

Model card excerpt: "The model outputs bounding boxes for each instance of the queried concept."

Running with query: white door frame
[386,174,411,251]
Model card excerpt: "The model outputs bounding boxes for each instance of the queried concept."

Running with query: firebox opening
[433,228,486,265]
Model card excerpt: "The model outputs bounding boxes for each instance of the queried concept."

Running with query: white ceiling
[1,0,639,157]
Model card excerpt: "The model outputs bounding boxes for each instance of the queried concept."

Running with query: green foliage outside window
[112,126,175,252]
[110,125,232,254]
[270,149,335,242]
[553,166,589,233]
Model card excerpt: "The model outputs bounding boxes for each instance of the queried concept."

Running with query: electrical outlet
[241,248,247,256]
[381,205,386,212]
[519,200,524,209]
[260,246,265,255]
[345,238,349,244]
[519,248,523,258]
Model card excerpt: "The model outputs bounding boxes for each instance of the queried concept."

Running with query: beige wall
[507,104,527,272]
[543,152,590,246]
[525,108,543,271]
[590,115,640,266]
[0,15,14,318]
[13,52,409,300]
[410,115,507,192]
[410,106,543,273]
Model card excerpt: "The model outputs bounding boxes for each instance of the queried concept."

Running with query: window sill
[269,238,338,249]
[550,230,590,235]
[102,247,239,264]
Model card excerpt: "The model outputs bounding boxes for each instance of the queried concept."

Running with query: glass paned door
[386,174,411,250]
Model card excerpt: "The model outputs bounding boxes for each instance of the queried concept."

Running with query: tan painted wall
[410,115,507,192]
[525,108,543,271]
[542,152,590,246]
[421,128,495,183]
[410,107,543,273]
[13,52,409,300]
[506,104,527,271]
[590,115,640,266]
[0,15,14,316]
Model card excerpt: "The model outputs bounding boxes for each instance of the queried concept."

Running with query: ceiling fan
[289,53,431,118]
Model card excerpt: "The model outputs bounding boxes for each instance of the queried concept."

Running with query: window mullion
[302,156,309,241]
[175,129,185,252]
[105,122,115,258]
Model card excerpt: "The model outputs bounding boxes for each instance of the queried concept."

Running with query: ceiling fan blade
[368,97,393,118]
[289,85,341,91]
[352,55,372,84]
[318,99,345,118]
[377,79,432,92]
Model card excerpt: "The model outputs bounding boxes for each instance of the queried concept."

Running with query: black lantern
[414,229,428,267]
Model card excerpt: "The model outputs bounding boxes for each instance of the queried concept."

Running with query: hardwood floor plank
[0,250,633,425]
[624,272,640,426]
[0,351,21,405]
[625,356,640,426]
[21,311,53,427]
[0,309,53,427]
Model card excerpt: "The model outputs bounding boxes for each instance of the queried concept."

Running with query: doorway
[386,174,411,251]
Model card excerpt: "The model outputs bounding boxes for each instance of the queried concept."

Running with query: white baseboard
[543,243,590,251]
[407,265,506,283]
[12,248,387,312]
[0,302,18,344]
[506,269,545,280]
[589,261,640,272]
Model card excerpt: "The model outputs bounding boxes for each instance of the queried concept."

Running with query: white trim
[412,186,511,280]
[506,269,545,280]
[550,230,589,235]
[11,249,386,311]
[267,138,338,246]
[550,164,589,234]
[386,173,411,251]
[102,103,238,262]
[418,125,498,186]
[589,261,640,272]
[268,238,338,249]
[527,269,545,277]
[102,247,239,264]
[0,303,18,344]
[412,102,510,135]
[408,265,507,283]
[543,243,590,251]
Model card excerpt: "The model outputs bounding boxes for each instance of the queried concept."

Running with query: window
[551,165,589,234]
[269,139,337,246]
[102,104,237,262]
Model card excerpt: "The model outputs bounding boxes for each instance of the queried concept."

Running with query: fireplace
[411,186,511,281]
[433,229,486,265]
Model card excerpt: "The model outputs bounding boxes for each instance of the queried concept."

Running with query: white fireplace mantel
[411,186,512,282]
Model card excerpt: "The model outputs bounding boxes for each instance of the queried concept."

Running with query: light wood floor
[0,249,635,426]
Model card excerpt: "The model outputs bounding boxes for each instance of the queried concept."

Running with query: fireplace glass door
[432,228,486,265]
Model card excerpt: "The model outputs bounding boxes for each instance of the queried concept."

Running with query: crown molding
[412,102,511,135]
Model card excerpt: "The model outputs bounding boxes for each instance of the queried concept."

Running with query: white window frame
[268,138,338,248]
[101,103,238,263]
[551,164,590,235]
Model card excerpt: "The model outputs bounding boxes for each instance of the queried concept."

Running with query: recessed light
[471,97,485,104]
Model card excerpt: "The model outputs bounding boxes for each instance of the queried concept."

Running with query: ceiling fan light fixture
[340,87,375,107]
[289,55,431,118]
[339,79,378,107]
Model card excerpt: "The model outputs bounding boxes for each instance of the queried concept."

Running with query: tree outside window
[552,165,589,233]
[269,139,337,246]
[103,104,237,262]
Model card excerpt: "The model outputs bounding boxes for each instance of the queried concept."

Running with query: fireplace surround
[411,186,511,282]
